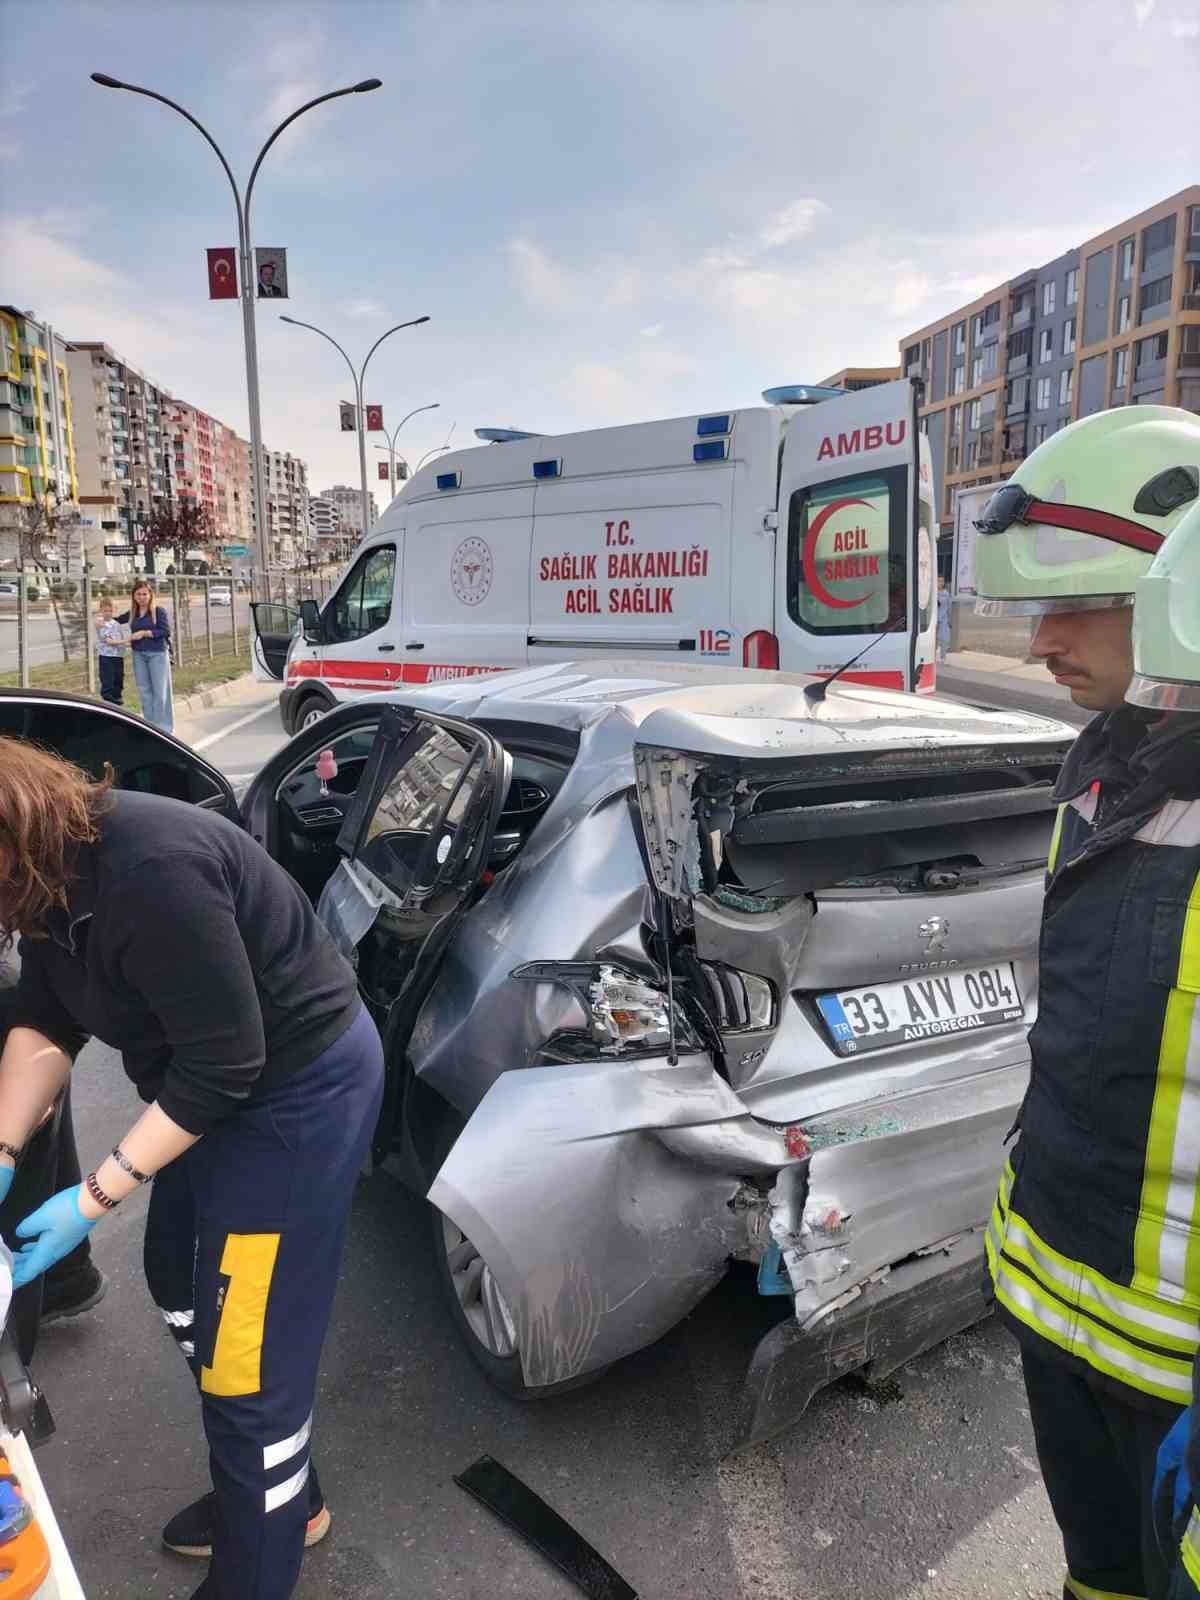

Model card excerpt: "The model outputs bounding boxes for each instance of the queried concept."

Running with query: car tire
[292,693,330,734]
[428,1122,607,1400]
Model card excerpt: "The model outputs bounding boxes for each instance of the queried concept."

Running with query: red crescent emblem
[801,496,875,610]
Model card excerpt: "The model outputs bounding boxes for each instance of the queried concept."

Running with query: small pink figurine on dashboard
[316,748,338,798]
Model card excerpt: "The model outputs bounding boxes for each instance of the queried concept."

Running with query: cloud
[507,237,642,315]
[758,197,829,250]
[0,83,36,120]
[1167,13,1199,33]
[1134,0,1156,22]
[341,299,384,321]
[640,324,663,339]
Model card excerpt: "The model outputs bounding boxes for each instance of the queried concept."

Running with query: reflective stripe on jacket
[987,708,1200,1408]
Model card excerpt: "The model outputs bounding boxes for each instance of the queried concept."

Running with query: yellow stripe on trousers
[1133,871,1200,1305]
[1065,1577,1147,1600]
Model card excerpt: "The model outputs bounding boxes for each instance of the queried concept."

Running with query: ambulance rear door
[774,378,927,691]
[527,416,733,664]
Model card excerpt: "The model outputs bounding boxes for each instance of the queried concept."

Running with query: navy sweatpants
[143,1007,384,1599]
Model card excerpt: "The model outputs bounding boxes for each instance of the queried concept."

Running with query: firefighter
[974,404,1200,1600]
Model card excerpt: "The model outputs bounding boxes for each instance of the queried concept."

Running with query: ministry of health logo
[450,537,494,607]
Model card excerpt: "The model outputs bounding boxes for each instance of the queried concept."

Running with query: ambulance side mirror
[299,599,324,644]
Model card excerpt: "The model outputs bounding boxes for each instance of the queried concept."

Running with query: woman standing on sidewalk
[0,738,384,1599]
[119,580,173,733]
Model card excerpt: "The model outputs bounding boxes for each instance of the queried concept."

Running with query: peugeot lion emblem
[919,916,950,955]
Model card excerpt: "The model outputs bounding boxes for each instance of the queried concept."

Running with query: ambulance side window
[328,545,397,643]
[786,467,907,637]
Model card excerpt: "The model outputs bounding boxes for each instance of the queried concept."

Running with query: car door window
[358,724,485,904]
[328,545,397,643]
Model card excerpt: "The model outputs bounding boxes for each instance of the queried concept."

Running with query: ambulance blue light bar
[532,459,561,479]
[761,384,845,406]
[693,440,727,463]
[696,414,731,436]
[474,428,538,443]
[436,471,461,491]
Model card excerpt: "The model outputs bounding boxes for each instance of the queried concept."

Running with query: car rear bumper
[739,1229,991,1446]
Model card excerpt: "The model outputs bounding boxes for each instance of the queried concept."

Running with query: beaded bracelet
[85,1172,120,1212]
[111,1146,150,1184]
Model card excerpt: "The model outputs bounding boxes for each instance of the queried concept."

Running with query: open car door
[315,705,512,1162]
[250,602,298,683]
[0,690,239,821]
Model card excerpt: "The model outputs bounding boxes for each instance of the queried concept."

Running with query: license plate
[816,963,1023,1056]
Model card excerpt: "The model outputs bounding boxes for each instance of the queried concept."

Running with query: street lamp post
[90,71,382,575]
[413,445,452,473]
[280,316,430,540]
[372,401,439,500]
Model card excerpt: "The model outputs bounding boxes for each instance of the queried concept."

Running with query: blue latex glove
[0,1165,13,1208]
[11,1185,97,1289]
[1155,1406,1194,1557]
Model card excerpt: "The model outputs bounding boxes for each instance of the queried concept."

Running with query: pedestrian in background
[936,573,951,662]
[95,596,126,706]
[119,580,173,733]
[0,737,383,1599]
[975,405,1200,1600]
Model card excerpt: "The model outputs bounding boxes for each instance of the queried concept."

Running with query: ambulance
[254,378,938,732]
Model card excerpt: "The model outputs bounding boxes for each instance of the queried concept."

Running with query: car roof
[370,660,1074,754]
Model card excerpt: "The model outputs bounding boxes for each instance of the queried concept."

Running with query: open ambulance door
[250,602,298,683]
[774,378,930,693]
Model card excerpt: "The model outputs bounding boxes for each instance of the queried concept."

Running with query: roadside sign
[952,482,1004,601]
[223,544,250,557]
[104,544,135,556]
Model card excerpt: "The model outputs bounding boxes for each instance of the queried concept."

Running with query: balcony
[1183,292,1200,312]
[1006,352,1030,375]
[1009,305,1034,331]
[1181,351,1200,371]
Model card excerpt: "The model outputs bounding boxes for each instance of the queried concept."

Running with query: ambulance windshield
[786,467,907,637]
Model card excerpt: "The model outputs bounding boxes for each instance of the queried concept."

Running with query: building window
[903,344,922,374]
[1063,320,1077,356]
[1137,331,1170,368]
[1142,215,1176,257]
[1117,294,1132,334]
[1042,280,1057,316]
[1032,423,1049,448]
[982,344,998,377]
[1059,368,1074,407]
[1039,328,1054,363]
[1189,206,1200,239]
[1119,237,1136,279]
[973,302,1000,342]
[952,365,965,394]
[1065,269,1079,306]
[1139,275,1173,323]
[952,321,966,356]
[967,399,982,431]
[948,405,961,439]
[1007,376,1030,411]
[1114,347,1129,388]
[971,354,983,387]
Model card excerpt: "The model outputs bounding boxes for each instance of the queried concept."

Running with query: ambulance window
[786,467,907,636]
[328,544,397,642]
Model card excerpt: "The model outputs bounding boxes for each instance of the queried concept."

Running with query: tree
[7,498,86,663]
[142,498,213,573]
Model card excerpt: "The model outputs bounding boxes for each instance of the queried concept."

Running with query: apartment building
[899,185,1200,530]
[0,307,78,551]
[308,495,339,538]
[319,483,378,539]
[65,340,175,572]
[255,447,310,565]
[169,401,252,548]
[817,366,902,392]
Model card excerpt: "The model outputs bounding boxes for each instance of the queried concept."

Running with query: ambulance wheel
[292,693,330,733]
[428,1123,608,1400]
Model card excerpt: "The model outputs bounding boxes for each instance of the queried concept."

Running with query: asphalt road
[28,681,1070,1600]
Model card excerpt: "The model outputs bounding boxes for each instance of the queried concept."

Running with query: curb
[174,672,261,720]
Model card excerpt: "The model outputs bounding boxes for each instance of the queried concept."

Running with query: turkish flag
[207,247,238,300]
[365,404,384,431]
[378,462,390,480]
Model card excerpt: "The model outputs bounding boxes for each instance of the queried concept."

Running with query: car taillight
[743,629,779,670]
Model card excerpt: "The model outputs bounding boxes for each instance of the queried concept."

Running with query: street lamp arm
[392,402,440,447]
[244,81,382,228]
[90,74,243,225]
[415,446,451,471]
[279,316,358,390]
[358,318,431,389]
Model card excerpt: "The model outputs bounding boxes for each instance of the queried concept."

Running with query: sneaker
[40,1266,108,1325]
[163,1491,331,1559]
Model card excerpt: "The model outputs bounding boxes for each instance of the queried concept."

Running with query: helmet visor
[1127,674,1200,713]
[975,593,1135,618]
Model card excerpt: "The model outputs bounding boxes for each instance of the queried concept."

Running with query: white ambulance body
[258,379,938,732]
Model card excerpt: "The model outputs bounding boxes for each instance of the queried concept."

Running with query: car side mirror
[299,598,324,643]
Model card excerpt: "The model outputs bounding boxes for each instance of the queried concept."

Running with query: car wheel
[295,696,328,733]
[428,1127,608,1400]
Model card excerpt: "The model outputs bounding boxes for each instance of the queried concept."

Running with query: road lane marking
[191,698,281,753]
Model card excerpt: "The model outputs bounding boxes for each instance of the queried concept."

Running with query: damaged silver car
[1,665,1074,1444]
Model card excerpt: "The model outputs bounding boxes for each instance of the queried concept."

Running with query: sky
[4,0,1199,500]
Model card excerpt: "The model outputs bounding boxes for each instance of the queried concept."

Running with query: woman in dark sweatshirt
[0,738,384,1599]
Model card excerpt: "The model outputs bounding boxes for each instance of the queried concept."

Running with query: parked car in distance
[0,665,1075,1444]
[209,586,233,607]
[0,584,19,598]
